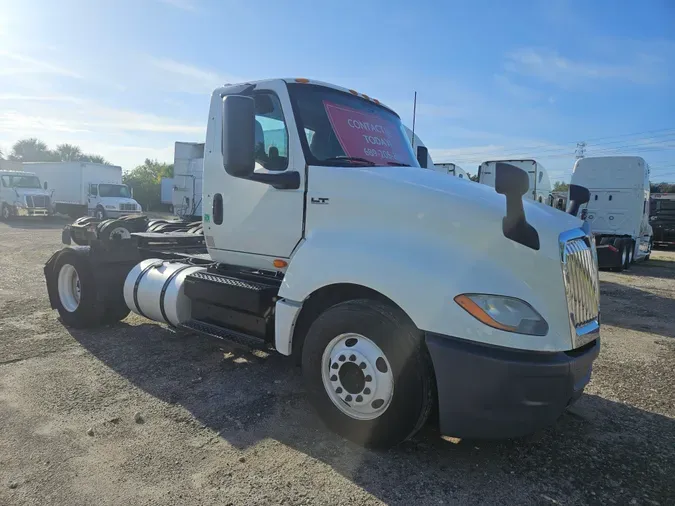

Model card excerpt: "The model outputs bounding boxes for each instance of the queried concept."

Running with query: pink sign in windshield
[323,101,415,166]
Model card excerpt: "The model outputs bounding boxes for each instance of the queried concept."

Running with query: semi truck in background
[570,156,652,270]
[0,169,52,219]
[435,162,470,180]
[649,193,675,247]
[171,142,204,219]
[26,162,142,219]
[44,77,600,449]
[478,159,552,203]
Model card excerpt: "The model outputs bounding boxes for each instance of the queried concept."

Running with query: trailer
[570,156,653,270]
[650,193,675,247]
[172,142,204,219]
[434,163,470,180]
[43,78,600,449]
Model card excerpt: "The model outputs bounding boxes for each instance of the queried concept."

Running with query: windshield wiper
[318,156,376,166]
[386,161,412,167]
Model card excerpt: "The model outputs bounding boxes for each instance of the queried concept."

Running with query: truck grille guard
[559,228,600,348]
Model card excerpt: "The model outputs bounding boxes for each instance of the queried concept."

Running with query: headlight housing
[13,201,26,208]
[454,294,549,336]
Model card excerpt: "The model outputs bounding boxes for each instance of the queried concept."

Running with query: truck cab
[0,170,52,219]
[45,78,601,448]
[86,182,140,219]
[650,193,675,247]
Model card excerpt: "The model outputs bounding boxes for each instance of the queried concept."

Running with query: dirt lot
[1,218,673,506]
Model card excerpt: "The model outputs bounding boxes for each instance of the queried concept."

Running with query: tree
[54,143,83,161]
[122,158,174,211]
[84,154,109,164]
[10,138,53,162]
[553,181,569,192]
[651,182,675,193]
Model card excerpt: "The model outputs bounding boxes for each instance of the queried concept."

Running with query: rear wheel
[52,251,104,328]
[625,240,634,269]
[302,299,434,448]
[94,206,106,220]
[98,220,133,242]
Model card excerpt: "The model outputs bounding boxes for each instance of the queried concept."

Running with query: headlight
[13,201,26,208]
[454,294,548,336]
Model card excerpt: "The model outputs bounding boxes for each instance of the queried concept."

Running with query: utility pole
[575,141,586,159]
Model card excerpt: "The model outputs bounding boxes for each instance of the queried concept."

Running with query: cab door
[203,81,305,266]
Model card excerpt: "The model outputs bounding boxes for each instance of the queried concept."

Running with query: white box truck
[479,159,552,203]
[172,142,204,219]
[25,162,142,219]
[43,78,600,449]
[570,156,653,270]
[0,170,52,219]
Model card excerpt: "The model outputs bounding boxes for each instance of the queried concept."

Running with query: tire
[1,203,11,221]
[645,239,653,261]
[611,239,626,272]
[102,299,131,324]
[625,240,634,269]
[94,206,106,220]
[301,299,434,449]
[98,220,133,242]
[51,250,105,328]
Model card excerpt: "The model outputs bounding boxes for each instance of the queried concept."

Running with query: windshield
[654,200,675,212]
[0,175,42,189]
[98,184,131,198]
[287,83,419,167]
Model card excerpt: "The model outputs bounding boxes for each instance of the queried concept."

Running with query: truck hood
[373,166,583,245]
[14,188,51,197]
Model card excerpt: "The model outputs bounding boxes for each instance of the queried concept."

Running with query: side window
[254,93,289,171]
[89,184,98,196]
[1,176,7,187]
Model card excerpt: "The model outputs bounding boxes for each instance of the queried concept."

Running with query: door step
[178,319,265,349]
[184,270,279,315]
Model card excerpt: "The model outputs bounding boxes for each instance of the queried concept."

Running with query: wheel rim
[96,209,104,219]
[57,264,81,312]
[621,248,627,266]
[108,226,131,240]
[2,206,9,219]
[321,333,394,421]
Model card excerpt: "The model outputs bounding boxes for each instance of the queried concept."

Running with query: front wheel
[1,203,11,221]
[94,207,106,220]
[302,299,434,448]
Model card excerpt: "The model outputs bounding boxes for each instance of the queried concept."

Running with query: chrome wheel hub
[57,264,81,313]
[321,333,394,420]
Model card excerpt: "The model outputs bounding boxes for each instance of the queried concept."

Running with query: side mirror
[43,181,48,190]
[416,146,428,168]
[222,95,255,178]
[566,184,591,217]
[495,162,540,250]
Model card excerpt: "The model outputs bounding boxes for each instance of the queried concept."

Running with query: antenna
[575,141,586,159]
[411,91,417,148]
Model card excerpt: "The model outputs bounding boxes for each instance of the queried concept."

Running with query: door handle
[213,193,223,225]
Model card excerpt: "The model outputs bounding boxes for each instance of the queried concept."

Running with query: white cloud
[0,50,81,78]
[148,57,245,93]
[504,45,670,88]
[494,74,543,102]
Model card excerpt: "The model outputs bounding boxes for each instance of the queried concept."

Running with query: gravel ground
[1,218,673,506]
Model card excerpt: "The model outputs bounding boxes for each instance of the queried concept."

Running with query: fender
[278,228,574,354]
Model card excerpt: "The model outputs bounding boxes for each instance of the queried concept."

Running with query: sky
[0,0,674,183]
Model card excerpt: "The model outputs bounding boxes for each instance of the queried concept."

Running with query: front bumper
[15,207,50,217]
[426,332,600,439]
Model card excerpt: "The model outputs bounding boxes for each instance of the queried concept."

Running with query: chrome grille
[120,203,136,211]
[26,195,49,209]
[562,236,599,329]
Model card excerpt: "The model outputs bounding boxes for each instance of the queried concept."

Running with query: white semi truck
[479,159,552,203]
[435,162,470,180]
[43,78,600,448]
[570,156,653,270]
[0,169,52,219]
[26,162,142,219]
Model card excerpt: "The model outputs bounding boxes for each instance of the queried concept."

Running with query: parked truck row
[44,78,601,449]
